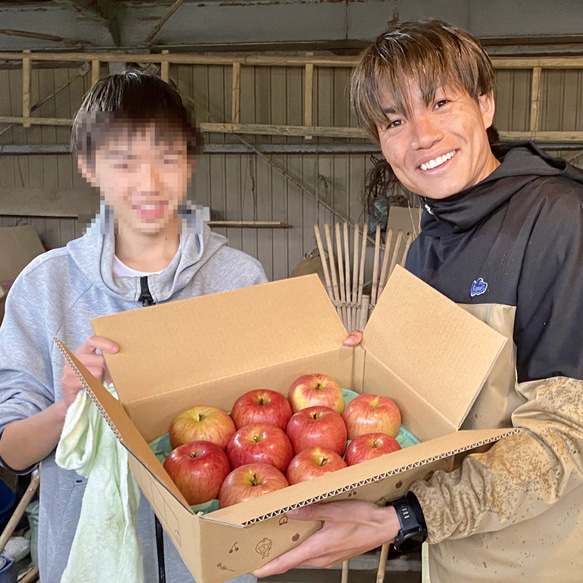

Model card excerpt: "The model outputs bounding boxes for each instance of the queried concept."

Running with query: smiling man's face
[80,122,192,241]
[377,82,499,200]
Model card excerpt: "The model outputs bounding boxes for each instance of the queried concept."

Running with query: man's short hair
[351,20,495,142]
[71,69,201,161]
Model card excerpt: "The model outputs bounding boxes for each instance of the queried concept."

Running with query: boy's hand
[343,330,363,346]
[252,500,400,577]
[61,335,119,408]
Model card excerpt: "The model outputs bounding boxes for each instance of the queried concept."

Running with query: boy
[0,69,265,582]
[254,20,583,582]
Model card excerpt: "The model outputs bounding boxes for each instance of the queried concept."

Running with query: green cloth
[55,385,143,583]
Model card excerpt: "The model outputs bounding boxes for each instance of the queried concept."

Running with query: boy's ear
[478,91,496,129]
[77,155,99,188]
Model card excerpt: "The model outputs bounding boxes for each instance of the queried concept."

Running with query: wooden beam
[200,122,367,139]
[2,115,583,144]
[304,57,314,140]
[206,221,292,229]
[491,56,583,68]
[500,131,583,141]
[91,59,100,86]
[145,0,186,44]
[2,51,583,69]
[0,117,71,126]
[160,50,170,82]
[231,62,241,124]
[52,0,116,45]
[22,50,31,129]
[530,66,542,133]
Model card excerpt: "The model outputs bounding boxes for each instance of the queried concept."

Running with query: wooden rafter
[3,51,583,144]
[52,0,116,45]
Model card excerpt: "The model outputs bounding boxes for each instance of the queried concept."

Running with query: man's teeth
[420,151,456,171]
[138,205,159,210]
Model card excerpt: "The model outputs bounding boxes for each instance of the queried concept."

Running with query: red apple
[169,405,236,450]
[286,447,347,485]
[342,394,401,439]
[231,389,293,431]
[226,423,293,473]
[163,441,231,506]
[288,374,344,414]
[286,406,347,456]
[344,432,401,466]
[218,463,289,508]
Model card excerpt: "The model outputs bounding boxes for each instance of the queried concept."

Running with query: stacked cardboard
[0,226,45,324]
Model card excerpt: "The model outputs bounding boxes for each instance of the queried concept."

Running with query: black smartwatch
[390,491,427,553]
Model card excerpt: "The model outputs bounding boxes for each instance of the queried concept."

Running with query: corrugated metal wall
[1,63,583,281]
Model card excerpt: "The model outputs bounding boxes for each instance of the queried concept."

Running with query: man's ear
[478,92,496,129]
[76,155,99,188]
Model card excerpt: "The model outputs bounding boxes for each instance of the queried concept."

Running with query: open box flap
[54,338,192,512]
[203,427,519,527]
[91,276,348,404]
[364,266,507,429]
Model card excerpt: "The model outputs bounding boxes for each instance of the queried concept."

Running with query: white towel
[56,385,143,583]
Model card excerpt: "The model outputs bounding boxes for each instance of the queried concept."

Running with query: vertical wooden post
[161,50,170,82]
[91,59,101,86]
[530,66,542,134]
[304,52,314,140]
[22,50,31,128]
[232,61,241,124]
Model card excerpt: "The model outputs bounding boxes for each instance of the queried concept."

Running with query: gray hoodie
[0,208,266,583]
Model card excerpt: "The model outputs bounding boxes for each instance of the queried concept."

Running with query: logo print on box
[470,277,488,297]
[255,538,273,559]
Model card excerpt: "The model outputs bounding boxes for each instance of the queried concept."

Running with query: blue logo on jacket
[470,278,488,297]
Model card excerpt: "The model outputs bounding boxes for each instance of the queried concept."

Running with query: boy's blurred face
[79,123,192,239]
[376,81,499,200]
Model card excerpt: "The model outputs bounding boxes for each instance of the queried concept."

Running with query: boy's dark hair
[351,20,496,143]
[71,69,201,160]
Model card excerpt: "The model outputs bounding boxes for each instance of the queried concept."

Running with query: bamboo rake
[357,223,368,327]
[314,222,414,330]
[370,225,382,307]
[324,224,343,320]
[314,225,341,321]
[351,223,360,331]
[335,222,348,326]
[343,222,352,331]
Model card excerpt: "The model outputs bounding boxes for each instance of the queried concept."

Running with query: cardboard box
[56,266,517,583]
[0,226,45,324]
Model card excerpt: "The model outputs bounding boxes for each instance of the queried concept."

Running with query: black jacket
[407,143,583,582]
[407,143,583,382]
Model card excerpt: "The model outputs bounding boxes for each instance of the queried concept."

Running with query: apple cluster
[163,373,402,509]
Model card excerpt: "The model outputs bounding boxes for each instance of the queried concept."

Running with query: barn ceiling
[0,0,582,55]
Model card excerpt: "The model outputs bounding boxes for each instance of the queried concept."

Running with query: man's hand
[61,335,119,409]
[343,330,363,347]
[252,500,400,578]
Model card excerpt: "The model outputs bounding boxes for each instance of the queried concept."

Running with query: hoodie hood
[67,202,228,303]
[420,142,583,236]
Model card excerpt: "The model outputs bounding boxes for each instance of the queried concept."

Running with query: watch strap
[391,491,427,552]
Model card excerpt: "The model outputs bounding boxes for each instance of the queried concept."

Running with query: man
[0,69,265,582]
[254,20,583,582]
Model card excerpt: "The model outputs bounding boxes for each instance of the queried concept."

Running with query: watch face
[394,533,425,553]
